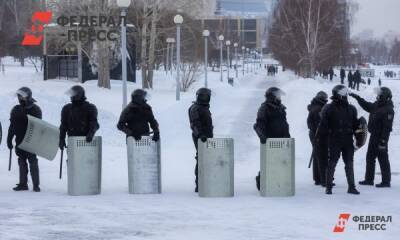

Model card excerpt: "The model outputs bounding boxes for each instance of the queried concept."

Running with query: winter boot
[375,182,391,188]
[33,186,41,192]
[325,187,332,195]
[359,180,374,186]
[347,186,360,195]
[13,184,28,191]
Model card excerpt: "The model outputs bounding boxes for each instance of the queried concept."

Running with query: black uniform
[348,71,353,89]
[307,96,328,186]
[316,86,359,194]
[353,70,361,91]
[7,98,42,190]
[340,69,346,84]
[117,101,159,139]
[351,93,394,186]
[329,68,334,81]
[254,87,290,190]
[188,89,214,191]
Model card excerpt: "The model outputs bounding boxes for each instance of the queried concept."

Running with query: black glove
[86,134,94,143]
[260,137,267,144]
[378,140,387,151]
[200,136,207,143]
[152,132,160,142]
[59,138,66,150]
[7,138,13,150]
[134,135,142,141]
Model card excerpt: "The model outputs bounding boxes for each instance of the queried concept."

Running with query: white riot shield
[127,136,161,194]
[260,138,295,197]
[67,136,102,196]
[18,115,59,160]
[198,138,234,198]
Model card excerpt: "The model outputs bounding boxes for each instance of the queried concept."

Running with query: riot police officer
[59,85,100,150]
[307,91,328,186]
[188,88,214,192]
[254,87,290,190]
[7,87,42,192]
[350,87,394,188]
[316,85,360,195]
[117,89,160,141]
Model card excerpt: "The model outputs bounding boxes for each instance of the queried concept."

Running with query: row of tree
[356,38,400,65]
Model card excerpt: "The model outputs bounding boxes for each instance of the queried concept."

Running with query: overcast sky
[352,0,400,38]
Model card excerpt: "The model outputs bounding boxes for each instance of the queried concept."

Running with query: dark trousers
[326,138,355,188]
[340,77,345,84]
[310,133,328,185]
[18,155,40,187]
[365,135,391,184]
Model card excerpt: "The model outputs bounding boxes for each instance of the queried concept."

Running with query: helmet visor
[273,89,286,100]
[16,89,29,99]
[373,87,382,96]
[65,88,78,97]
[337,87,349,97]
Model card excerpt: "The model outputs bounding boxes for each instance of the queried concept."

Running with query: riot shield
[18,115,59,160]
[354,117,368,150]
[127,136,161,194]
[198,138,234,198]
[67,136,102,196]
[260,138,295,197]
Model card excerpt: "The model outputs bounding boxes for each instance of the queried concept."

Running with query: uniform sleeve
[352,106,359,132]
[7,107,17,143]
[254,105,267,139]
[315,105,329,140]
[354,96,374,113]
[189,106,203,137]
[380,109,394,142]
[59,106,68,141]
[87,104,100,137]
[32,105,42,119]
[147,107,159,133]
[117,107,131,135]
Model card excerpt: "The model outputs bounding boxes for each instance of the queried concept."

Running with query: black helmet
[131,89,147,104]
[315,91,328,104]
[16,87,35,102]
[196,88,212,104]
[265,87,285,103]
[332,85,348,101]
[375,87,392,102]
[66,85,86,102]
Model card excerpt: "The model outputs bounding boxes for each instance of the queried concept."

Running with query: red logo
[21,12,52,46]
[333,213,351,233]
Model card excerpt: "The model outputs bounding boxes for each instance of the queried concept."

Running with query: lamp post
[174,14,183,101]
[241,46,245,76]
[218,35,224,82]
[166,38,175,75]
[203,30,210,88]
[234,43,238,78]
[246,48,249,73]
[226,40,231,81]
[117,0,131,109]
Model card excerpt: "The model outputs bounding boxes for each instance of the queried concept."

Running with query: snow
[0,57,399,239]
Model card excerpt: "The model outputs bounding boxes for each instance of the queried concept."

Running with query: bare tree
[269,0,352,77]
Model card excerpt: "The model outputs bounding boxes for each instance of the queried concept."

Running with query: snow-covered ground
[0,58,399,240]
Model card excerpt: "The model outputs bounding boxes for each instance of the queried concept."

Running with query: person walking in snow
[254,87,290,190]
[329,68,334,81]
[307,91,329,186]
[188,88,214,192]
[117,89,160,142]
[59,85,100,151]
[316,85,360,195]
[340,68,346,85]
[353,70,362,91]
[7,87,42,192]
[350,87,394,188]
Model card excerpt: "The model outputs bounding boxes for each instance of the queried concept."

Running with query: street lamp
[226,40,231,81]
[203,30,210,88]
[246,48,250,73]
[241,46,245,76]
[234,43,238,78]
[117,0,131,109]
[174,14,183,101]
[218,35,224,82]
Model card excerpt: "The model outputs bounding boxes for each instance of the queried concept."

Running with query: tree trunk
[97,41,111,89]
[147,5,158,89]
[141,6,149,89]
